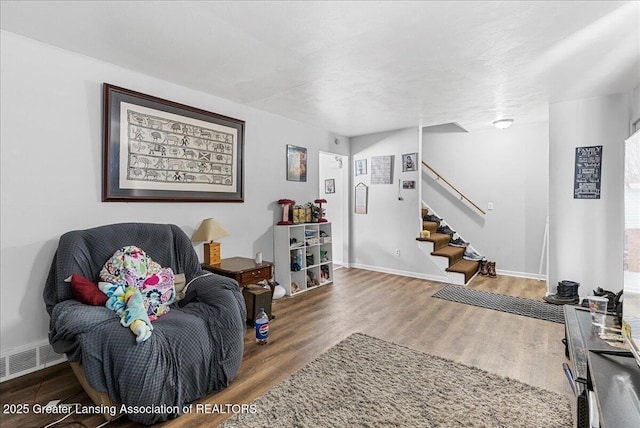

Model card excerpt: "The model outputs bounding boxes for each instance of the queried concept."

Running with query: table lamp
[192,218,230,265]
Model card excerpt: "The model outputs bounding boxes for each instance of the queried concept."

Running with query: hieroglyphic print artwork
[119,102,238,193]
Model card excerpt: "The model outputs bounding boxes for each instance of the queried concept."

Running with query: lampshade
[192,218,230,242]
[493,119,514,129]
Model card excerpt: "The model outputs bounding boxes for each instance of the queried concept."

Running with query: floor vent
[1,340,66,382]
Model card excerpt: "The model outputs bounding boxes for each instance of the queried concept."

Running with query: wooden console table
[202,256,273,287]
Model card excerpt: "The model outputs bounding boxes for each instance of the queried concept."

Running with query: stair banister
[421,160,486,215]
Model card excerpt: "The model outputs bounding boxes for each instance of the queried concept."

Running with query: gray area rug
[220,333,571,428]
[432,285,565,323]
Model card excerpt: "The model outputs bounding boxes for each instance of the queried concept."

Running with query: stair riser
[422,221,438,233]
[448,271,468,286]
[431,255,450,272]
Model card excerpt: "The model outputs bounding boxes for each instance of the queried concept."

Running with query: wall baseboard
[349,263,448,283]
[496,269,547,282]
[1,340,66,383]
[348,263,546,284]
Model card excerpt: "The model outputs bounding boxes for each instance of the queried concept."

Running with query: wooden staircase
[416,207,480,285]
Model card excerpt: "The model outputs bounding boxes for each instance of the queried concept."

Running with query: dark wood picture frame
[103,83,245,202]
[286,144,307,182]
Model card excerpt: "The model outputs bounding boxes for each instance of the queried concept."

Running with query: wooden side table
[202,256,273,287]
[202,256,276,322]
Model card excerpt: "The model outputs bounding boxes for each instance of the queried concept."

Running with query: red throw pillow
[70,274,107,306]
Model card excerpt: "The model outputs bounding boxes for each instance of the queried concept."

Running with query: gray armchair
[44,223,246,425]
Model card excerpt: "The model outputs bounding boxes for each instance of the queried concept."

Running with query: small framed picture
[402,153,417,172]
[325,179,335,194]
[355,159,367,176]
[402,180,416,189]
[287,145,307,182]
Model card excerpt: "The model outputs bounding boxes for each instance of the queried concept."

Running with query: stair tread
[446,259,480,283]
[431,246,465,257]
[424,233,452,250]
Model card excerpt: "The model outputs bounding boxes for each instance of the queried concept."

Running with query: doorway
[319,151,348,266]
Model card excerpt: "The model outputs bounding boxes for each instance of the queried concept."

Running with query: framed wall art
[325,179,335,194]
[355,183,368,214]
[355,159,367,176]
[371,155,394,184]
[574,145,603,199]
[287,144,307,182]
[103,84,245,202]
[402,153,417,171]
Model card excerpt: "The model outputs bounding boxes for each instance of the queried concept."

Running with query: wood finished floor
[0,268,570,427]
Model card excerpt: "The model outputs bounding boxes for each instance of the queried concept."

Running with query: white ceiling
[1,1,639,136]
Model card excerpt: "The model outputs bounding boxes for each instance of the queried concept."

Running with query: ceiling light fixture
[493,119,514,129]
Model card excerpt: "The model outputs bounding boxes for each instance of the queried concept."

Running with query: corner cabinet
[274,222,333,296]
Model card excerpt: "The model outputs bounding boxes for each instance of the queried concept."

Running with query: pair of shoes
[463,249,483,261]
[423,214,442,222]
[437,224,455,235]
[479,260,497,277]
[449,236,468,247]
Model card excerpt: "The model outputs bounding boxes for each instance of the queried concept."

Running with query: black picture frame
[103,83,245,202]
[286,144,307,182]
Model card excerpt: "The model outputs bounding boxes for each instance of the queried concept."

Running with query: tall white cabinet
[274,222,333,296]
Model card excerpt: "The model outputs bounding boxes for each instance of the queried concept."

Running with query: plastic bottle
[255,308,269,345]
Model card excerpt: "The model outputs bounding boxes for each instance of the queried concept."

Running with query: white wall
[549,93,630,297]
[0,31,349,352]
[422,122,549,277]
[319,152,348,265]
[350,127,446,281]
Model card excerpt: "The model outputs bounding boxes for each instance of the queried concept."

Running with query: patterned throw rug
[220,333,571,428]
[432,285,565,323]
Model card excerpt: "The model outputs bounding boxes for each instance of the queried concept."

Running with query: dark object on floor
[243,285,273,326]
[544,280,580,305]
[432,285,565,323]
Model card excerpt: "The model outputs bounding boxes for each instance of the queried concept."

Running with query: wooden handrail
[421,160,486,215]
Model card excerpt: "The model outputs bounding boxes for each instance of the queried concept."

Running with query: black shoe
[449,237,468,247]
[423,214,442,222]
[437,224,455,235]
[462,249,483,261]
[544,294,579,305]
[556,280,580,299]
